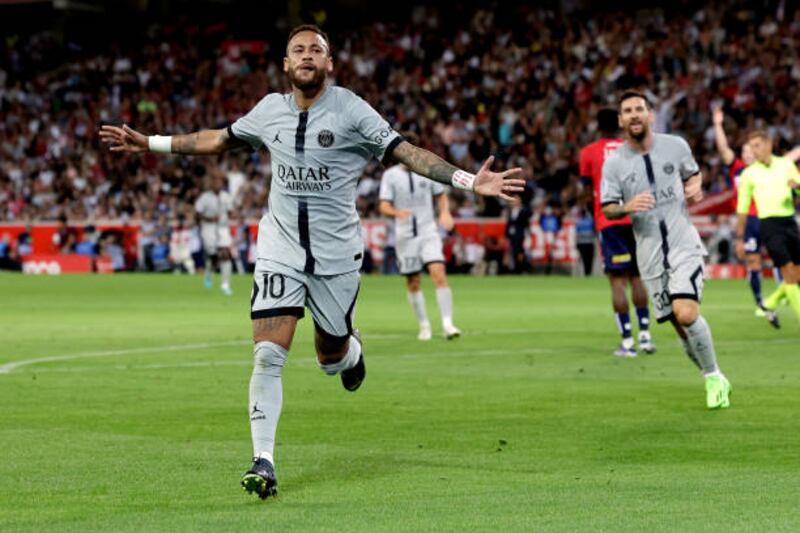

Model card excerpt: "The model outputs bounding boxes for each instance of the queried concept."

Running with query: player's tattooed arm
[392,140,526,200]
[100,124,246,155]
[172,128,246,155]
[391,141,459,185]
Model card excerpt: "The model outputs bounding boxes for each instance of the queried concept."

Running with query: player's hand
[735,239,746,260]
[684,176,704,203]
[99,124,149,153]
[788,178,800,189]
[395,209,412,220]
[439,212,455,232]
[711,106,724,126]
[473,156,526,201]
[623,192,655,213]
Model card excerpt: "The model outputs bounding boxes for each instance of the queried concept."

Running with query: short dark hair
[618,90,651,109]
[597,109,619,134]
[287,24,331,56]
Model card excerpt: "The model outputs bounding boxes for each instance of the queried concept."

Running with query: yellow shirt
[737,155,799,218]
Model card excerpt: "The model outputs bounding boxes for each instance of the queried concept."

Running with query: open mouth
[297,65,315,73]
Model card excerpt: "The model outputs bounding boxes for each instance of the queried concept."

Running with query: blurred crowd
[1,1,799,270]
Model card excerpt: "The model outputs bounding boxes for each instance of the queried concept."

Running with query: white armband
[451,170,476,191]
[148,135,173,153]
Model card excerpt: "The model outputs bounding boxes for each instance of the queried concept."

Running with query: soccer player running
[194,175,235,295]
[735,130,800,327]
[99,25,524,500]
[580,109,653,357]
[601,91,731,409]
[378,131,460,341]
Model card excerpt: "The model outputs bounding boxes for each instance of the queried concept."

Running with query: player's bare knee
[428,264,448,288]
[406,274,422,292]
[782,264,799,284]
[745,254,761,270]
[672,300,699,326]
[252,316,297,350]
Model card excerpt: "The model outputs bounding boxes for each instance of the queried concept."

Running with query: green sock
[763,284,787,310]
[784,284,800,322]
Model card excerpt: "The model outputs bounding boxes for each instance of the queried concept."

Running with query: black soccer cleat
[241,458,278,500]
[764,308,781,329]
[341,330,365,392]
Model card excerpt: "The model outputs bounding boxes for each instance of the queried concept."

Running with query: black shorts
[600,224,639,275]
[760,217,800,268]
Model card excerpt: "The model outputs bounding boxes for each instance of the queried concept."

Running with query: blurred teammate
[580,109,653,357]
[379,132,460,340]
[169,214,196,274]
[602,91,731,409]
[100,25,524,500]
[736,130,800,327]
[195,175,234,295]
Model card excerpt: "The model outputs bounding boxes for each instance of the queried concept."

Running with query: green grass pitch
[1,273,798,531]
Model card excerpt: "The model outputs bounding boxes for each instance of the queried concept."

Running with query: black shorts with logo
[760,216,800,268]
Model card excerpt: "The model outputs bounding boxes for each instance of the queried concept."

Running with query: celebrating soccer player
[99,25,524,500]
[601,91,731,409]
[735,131,800,327]
[580,109,653,357]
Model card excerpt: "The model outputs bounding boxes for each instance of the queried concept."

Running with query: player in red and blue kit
[580,109,654,357]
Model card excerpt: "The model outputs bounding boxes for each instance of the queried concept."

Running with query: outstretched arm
[99,124,246,155]
[712,107,736,166]
[391,141,525,201]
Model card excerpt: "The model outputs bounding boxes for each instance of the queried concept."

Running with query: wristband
[451,170,476,191]
[148,135,173,153]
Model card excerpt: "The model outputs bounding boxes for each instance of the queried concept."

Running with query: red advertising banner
[22,254,92,274]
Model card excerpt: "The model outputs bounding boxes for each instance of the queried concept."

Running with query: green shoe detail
[705,375,731,409]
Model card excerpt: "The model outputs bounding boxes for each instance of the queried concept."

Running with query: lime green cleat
[705,375,731,409]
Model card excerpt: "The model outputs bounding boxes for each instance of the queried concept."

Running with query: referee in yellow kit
[736,130,800,327]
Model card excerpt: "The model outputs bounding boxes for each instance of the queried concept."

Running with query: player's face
[748,136,772,164]
[741,142,755,166]
[284,31,333,91]
[618,97,652,141]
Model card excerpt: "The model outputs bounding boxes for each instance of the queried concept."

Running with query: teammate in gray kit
[601,91,731,410]
[379,132,461,340]
[100,24,525,499]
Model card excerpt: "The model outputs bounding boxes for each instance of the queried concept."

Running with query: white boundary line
[3,328,793,376]
[8,347,556,375]
[0,340,249,375]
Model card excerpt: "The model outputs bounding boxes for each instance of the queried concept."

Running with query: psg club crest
[663,163,675,175]
[318,130,335,147]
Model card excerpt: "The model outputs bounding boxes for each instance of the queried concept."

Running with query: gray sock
[679,337,701,370]
[685,316,720,375]
[435,287,454,328]
[249,341,288,463]
[220,259,232,287]
[407,290,429,325]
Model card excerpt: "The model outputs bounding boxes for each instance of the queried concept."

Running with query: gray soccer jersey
[379,164,446,241]
[229,86,401,275]
[600,133,707,280]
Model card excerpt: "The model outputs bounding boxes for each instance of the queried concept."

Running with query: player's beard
[627,121,648,142]
[288,64,327,92]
